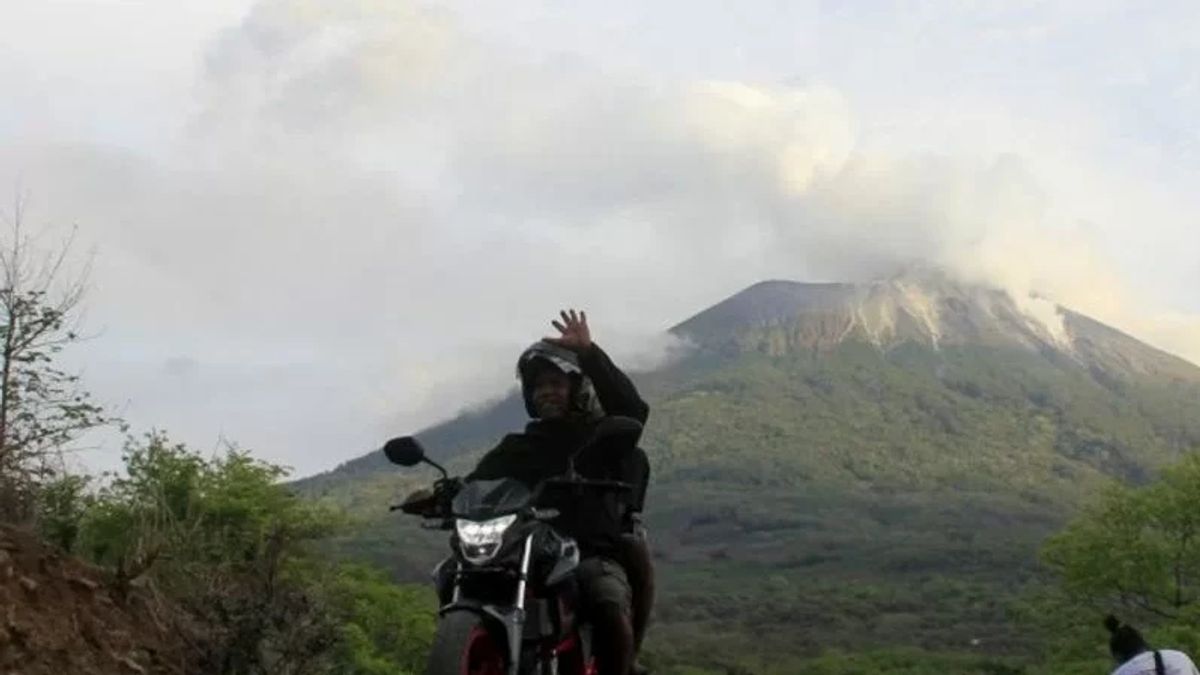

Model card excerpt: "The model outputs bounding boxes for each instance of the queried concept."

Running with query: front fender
[439,601,525,675]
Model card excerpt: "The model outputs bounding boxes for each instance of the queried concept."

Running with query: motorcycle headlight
[455,514,517,565]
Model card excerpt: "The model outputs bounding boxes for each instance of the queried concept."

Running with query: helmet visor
[516,342,581,380]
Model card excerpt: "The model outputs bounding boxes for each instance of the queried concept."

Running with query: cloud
[195,0,461,146]
[2,0,1199,475]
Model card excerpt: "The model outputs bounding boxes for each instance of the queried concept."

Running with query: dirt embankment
[0,524,201,675]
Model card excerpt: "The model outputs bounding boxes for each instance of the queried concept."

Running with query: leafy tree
[67,431,438,675]
[76,432,343,674]
[305,562,436,675]
[1042,453,1200,623]
[33,471,93,550]
[1034,452,1200,673]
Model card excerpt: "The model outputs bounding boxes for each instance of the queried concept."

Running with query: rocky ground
[0,524,199,675]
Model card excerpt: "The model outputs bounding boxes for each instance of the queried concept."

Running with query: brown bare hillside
[0,524,201,675]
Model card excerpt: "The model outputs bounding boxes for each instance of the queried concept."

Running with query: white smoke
[3,0,1199,475]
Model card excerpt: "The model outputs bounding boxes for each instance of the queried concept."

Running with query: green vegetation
[646,449,1200,672]
[1033,453,1200,673]
[35,432,438,674]
[1043,453,1200,621]
[310,562,436,675]
[644,647,1026,675]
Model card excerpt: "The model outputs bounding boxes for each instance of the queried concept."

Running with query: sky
[1,0,1198,477]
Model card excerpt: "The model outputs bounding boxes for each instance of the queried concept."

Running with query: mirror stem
[423,457,449,480]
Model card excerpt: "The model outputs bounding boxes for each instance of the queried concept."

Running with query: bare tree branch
[0,192,116,519]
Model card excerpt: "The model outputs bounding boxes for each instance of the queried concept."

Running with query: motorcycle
[384,416,643,675]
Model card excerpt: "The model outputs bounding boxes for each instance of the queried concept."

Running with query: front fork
[507,534,534,675]
[436,535,536,675]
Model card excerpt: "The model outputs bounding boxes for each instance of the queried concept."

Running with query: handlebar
[392,476,632,522]
[393,491,443,516]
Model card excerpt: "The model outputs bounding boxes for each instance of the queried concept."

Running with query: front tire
[427,611,506,675]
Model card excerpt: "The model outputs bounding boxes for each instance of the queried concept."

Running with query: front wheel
[427,611,507,675]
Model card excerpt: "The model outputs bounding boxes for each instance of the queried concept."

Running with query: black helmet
[516,341,602,420]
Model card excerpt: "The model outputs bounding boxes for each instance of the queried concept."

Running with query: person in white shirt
[1106,615,1200,675]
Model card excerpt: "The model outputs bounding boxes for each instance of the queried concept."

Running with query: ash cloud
[2,0,1198,474]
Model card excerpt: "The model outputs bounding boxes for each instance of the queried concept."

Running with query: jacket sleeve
[466,436,515,482]
[579,343,650,425]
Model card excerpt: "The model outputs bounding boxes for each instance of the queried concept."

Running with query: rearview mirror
[383,437,426,467]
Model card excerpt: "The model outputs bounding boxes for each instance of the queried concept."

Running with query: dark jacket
[468,344,649,556]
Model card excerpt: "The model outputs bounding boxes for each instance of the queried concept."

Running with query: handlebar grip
[398,498,439,516]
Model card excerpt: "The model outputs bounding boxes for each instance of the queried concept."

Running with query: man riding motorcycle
[464,309,651,675]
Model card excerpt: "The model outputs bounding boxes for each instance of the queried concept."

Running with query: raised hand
[546,309,593,353]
